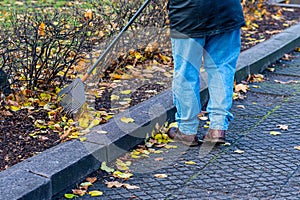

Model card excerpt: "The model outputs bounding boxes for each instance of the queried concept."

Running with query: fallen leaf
[124,184,140,190]
[120,117,135,123]
[154,150,163,154]
[270,131,281,136]
[235,83,249,93]
[64,194,78,199]
[88,190,103,197]
[154,157,164,161]
[111,94,120,101]
[164,144,178,149]
[113,171,133,179]
[38,22,46,36]
[101,161,115,173]
[105,181,139,190]
[84,9,93,20]
[294,146,300,151]
[72,189,86,196]
[276,124,288,130]
[236,105,245,109]
[80,182,93,187]
[222,142,231,146]
[120,90,132,95]
[199,116,208,121]
[154,174,168,178]
[106,181,123,188]
[234,149,244,154]
[274,80,298,84]
[185,161,196,165]
[267,67,275,72]
[116,159,131,171]
[86,177,97,183]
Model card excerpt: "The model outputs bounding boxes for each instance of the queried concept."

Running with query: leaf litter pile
[1,3,300,172]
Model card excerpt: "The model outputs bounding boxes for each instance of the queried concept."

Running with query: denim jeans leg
[203,29,241,130]
[171,38,205,135]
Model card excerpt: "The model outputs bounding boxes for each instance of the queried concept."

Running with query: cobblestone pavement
[54,50,300,200]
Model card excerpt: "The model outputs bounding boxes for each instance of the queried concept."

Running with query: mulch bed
[0,4,300,172]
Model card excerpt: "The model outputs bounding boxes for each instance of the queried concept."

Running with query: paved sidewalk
[54,50,300,200]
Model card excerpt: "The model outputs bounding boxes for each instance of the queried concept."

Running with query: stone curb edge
[0,22,299,200]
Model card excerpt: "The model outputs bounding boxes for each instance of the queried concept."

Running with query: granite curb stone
[0,22,300,199]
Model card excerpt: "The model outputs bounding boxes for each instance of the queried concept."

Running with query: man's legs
[203,29,241,131]
[171,38,205,135]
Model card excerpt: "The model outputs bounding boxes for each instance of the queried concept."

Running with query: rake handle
[83,0,151,82]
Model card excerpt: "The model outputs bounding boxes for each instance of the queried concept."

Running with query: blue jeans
[171,29,241,135]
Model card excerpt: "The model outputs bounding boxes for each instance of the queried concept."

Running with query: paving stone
[0,169,51,200]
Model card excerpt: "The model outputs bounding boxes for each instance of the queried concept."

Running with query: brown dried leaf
[72,189,86,196]
[86,177,97,184]
[235,83,249,93]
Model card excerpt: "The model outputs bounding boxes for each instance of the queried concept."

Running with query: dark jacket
[168,0,245,38]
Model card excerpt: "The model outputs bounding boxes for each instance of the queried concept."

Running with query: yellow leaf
[110,94,120,101]
[113,171,133,179]
[88,119,100,129]
[120,117,135,123]
[295,47,300,52]
[270,131,281,136]
[88,190,103,197]
[130,154,140,159]
[116,159,131,171]
[185,161,196,165]
[252,85,260,88]
[78,117,89,128]
[267,68,275,72]
[39,93,51,101]
[294,146,300,150]
[234,149,244,154]
[38,22,46,36]
[104,115,113,121]
[203,125,209,129]
[84,9,93,20]
[120,90,132,95]
[100,162,114,173]
[10,105,21,112]
[154,150,163,154]
[79,137,87,142]
[154,174,168,178]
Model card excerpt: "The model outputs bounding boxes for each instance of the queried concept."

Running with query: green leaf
[101,161,114,173]
[64,193,78,199]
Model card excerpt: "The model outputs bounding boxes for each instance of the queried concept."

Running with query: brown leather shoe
[167,127,199,146]
[202,129,226,144]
